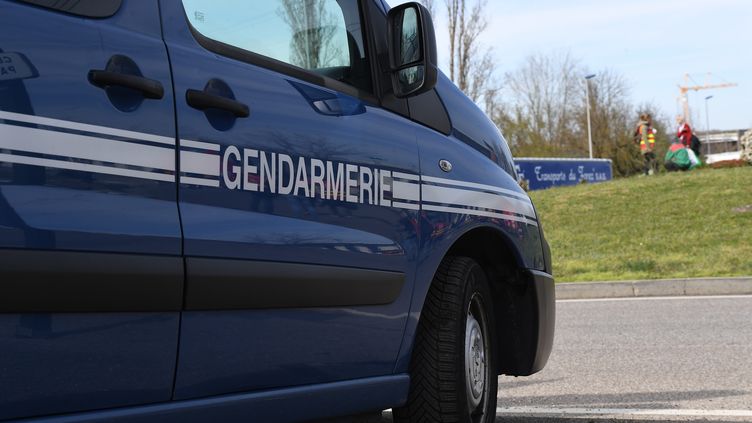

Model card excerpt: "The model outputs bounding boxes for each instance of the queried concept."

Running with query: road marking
[496,407,752,418]
[558,294,752,303]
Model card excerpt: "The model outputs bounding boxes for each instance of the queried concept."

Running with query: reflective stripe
[421,174,530,202]
[392,201,420,210]
[422,184,536,219]
[392,171,420,181]
[392,180,420,202]
[0,153,174,182]
[0,122,175,171]
[181,139,221,151]
[423,204,538,226]
[0,110,175,146]
[0,113,538,226]
[179,176,221,187]
[180,150,220,177]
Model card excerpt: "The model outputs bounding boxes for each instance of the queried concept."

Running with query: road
[496,295,752,421]
[326,295,752,422]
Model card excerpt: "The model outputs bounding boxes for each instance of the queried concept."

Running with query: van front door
[162,0,421,399]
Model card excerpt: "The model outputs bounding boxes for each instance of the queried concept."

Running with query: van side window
[182,0,372,93]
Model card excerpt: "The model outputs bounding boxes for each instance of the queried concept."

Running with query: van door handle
[186,89,250,118]
[88,70,165,100]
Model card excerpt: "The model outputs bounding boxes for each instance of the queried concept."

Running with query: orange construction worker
[634,113,657,175]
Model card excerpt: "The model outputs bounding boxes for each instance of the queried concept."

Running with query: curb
[555,277,752,300]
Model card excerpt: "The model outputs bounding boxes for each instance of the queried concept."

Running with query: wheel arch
[401,225,553,378]
[443,227,548,376]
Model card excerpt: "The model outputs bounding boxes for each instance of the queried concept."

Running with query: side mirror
[387,3,438,98]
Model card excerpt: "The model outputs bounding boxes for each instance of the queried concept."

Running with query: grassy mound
[530,166,752,282]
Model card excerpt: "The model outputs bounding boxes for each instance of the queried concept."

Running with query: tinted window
[183,0,372,92]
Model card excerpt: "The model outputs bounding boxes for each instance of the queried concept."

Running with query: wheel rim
[465,292,490,419]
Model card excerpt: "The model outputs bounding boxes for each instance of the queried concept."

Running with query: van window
[182,0,372,92]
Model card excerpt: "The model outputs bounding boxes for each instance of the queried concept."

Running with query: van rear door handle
[88,70,164,100]
[186,89,250,118]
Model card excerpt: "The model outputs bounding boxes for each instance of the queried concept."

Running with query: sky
[389,0,752,131]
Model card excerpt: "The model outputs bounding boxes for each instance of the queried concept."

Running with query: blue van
[0,1,554,422]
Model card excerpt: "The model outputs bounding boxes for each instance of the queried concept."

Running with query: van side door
[0,1,182,419]
[161,0,421,400]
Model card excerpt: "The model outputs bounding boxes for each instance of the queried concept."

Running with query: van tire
[393,256,497,423]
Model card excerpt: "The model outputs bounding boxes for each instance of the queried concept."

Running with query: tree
[278,0,343,69]
[419,0,498,104]
[500,52,581,155]
[497,52,647,176]
[580,70,643,176]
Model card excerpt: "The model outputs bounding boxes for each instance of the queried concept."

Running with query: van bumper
[498,269,555,376]
[526,269,556,374]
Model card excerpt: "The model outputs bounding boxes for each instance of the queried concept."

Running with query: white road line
[496,406,752,418]
[558,295,752,303]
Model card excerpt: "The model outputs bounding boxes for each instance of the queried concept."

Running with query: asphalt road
[495,295,752,421]
[325,295,752,422]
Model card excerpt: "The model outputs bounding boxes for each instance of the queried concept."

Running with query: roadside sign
[515,158,613,190]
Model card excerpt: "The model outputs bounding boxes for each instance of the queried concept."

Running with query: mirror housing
[387,3,438,98]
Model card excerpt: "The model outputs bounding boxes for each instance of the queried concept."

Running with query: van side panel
[0,1,181,419]
[394,75,547,374]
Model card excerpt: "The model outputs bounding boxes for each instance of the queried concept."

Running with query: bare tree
[439,0,498,104]
[501,52,581,153]
[581,70,644,175]
[497,52,645,176]
[455,1,484,92]
[444,0,458,82]
[278,0,343,69]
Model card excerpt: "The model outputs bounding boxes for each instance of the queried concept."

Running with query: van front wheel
[394,256,497,423]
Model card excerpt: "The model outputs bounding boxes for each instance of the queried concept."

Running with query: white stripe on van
[0,153,174,182]
[179,176,221,187]
[422,184,536,219]
[423,204,538,227]
[421,174,530,202]
[0,123,175,171]
[0,110,175,146]
[392,180,420,202]
[181,139,221,151]
[180,150,220,177]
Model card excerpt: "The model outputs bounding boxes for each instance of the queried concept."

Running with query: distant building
[700,130,746,155]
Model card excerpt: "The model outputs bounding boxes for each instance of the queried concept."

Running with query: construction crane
[678,73,737,125]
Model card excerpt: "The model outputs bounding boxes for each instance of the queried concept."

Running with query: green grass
[530,166,752,282]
